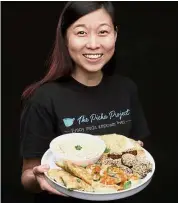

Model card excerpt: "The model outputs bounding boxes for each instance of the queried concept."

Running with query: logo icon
[63,118,75,127]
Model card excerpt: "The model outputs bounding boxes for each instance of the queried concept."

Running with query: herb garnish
[77,178,81,183]
[75,145,82,150]
[104,147,110,153]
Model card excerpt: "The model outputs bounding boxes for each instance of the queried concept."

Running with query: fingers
[33,164,50,175]
[37,177,68,196]
[137,140,144,147]
[33,165,68,197]
[48,190,68,197]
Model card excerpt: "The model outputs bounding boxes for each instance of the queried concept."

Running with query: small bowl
[49,133,106,167]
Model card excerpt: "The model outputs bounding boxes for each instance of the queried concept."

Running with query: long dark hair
[22,1,117,99]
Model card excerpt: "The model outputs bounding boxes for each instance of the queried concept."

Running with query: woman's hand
[137,140,144,147]
[33,164,68,196]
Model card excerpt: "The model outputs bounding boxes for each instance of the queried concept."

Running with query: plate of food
[41,133,155,201]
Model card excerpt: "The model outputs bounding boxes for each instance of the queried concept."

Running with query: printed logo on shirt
[62,109,131,132]
[62,118,75,127]
[63,109,132,134]
[77,109,130,125]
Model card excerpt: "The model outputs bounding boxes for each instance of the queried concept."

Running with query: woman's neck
[71,68,103,87]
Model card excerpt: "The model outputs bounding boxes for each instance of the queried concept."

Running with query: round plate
[41,149,155,201]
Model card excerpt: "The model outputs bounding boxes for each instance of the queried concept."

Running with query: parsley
[123,181,132,189]
[104,147,110,153]
[77,178,81,183]
[75,145,82,150]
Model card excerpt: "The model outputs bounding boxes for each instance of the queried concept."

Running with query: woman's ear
[114,26,118,42]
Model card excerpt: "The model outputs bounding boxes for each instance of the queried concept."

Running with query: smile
[83,54,103,59]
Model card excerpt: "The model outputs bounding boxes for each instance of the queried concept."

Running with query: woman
[20,1,150,203]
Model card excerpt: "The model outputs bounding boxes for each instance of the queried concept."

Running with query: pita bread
[100,134,143,154]
[47,169,93,192]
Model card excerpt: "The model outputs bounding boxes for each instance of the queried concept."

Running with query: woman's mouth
[83,54,103,62]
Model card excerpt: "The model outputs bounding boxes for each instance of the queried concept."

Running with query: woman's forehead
[71,8,113,28]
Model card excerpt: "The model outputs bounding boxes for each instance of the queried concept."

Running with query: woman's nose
[86,35,100,49]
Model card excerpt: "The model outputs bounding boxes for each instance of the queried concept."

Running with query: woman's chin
[81,65,104,73]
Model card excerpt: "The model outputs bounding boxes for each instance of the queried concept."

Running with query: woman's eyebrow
[99,23,111,28]
[73,23,111,29]
[73,24,87,29]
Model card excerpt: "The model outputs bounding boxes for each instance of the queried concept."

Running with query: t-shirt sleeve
[20,100,56,159]
[130,81,150,140]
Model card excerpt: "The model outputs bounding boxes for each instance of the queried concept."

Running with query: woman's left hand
[137,140,144,147]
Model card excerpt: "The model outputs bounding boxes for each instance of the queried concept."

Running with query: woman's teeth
[83,54,103,59]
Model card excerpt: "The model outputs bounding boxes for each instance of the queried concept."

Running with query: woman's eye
[99,30,109,35]
[77,31,87,36]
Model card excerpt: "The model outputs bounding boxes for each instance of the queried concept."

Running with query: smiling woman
[20,1,150,203]
[66,8,117,76]
[22,1,117,98]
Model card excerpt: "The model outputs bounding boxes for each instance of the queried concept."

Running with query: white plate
[41,149,155,201]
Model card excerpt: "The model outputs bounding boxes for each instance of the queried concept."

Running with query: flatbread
[48,169,93,192]
[55,160,67,170]
[64,161,93,185]
[92,182,123,192]
[47,169,64,185]
[100,134,143,154]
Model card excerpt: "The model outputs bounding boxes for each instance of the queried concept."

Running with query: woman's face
[66,8,117,73]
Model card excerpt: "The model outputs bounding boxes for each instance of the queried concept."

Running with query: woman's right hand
[32,164,68,196]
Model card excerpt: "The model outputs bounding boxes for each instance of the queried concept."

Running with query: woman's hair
[22,1,117,99]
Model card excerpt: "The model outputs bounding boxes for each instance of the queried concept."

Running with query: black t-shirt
[20,74,150,203]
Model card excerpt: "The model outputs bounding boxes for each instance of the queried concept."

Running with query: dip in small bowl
[50,133,106,167]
